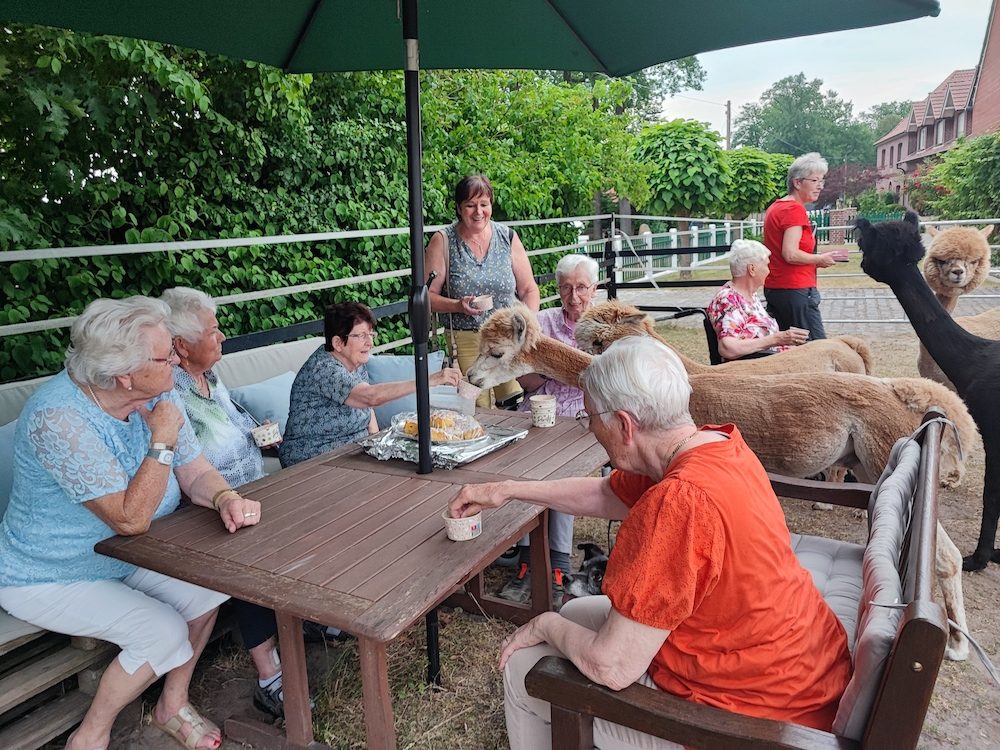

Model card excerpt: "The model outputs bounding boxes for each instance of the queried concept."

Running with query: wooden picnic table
[96,409,607,750]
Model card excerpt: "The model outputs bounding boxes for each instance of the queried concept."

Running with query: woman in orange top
[762,152,841,341]
[449,336,851,750]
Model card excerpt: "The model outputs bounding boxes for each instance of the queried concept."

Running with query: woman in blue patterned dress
[0,296,260,750]
[425,174,540,408]
[279,302,461,467]
[162,286,293,719]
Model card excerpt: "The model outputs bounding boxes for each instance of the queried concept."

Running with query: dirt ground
[71,324,1000,750]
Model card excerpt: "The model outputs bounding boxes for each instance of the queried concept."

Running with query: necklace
[665,429,698,468]
[462,229,489,254]
[86,384,107,412]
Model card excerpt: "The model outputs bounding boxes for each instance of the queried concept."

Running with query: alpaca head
[856,210,925,284]
[465,303,541,388]
[922,224,994,299]
[575,301,657,354]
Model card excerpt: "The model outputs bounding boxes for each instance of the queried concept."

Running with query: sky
[659,0,995,145]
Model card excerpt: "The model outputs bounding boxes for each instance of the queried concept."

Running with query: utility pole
[725,100,731,150]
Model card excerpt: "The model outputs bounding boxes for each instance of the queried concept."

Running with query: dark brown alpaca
[857,211,1000,571]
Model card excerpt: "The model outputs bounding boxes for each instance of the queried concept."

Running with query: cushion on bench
[229,371,297,434]
[790,533,863,652]
[832,437,919,741]
[366,351,446,429]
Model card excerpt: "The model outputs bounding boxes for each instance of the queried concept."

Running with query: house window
[890,145,894,164]
[898,141,904,163]
[957,111,966,135]
[918,127,927,150]
[935,119,946,145]
[881,148,886,166]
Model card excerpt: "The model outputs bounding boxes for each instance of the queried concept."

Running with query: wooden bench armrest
[767,473,874,510]
[525,656,858,750]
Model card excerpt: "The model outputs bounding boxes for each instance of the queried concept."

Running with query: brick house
[874,69,975,199]
[971,0,1000,136]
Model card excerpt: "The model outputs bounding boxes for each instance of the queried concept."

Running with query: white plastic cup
[251,422,281,448]
[529,394,557,428]
[472,294,494,312]
[443,509,482,541]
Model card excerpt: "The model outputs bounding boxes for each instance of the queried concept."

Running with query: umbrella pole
[402,0,433,475]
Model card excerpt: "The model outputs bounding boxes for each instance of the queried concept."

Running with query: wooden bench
[525,410,950,750]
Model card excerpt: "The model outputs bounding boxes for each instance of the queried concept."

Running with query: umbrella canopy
[1,0,939,76]
[0,0,940,472]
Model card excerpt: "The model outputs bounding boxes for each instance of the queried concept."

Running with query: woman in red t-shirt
[762,152,840,340]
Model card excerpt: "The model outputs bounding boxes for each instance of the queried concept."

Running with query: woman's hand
[776,327,809,347]
[499,614,552,671]
[449,480,511,519]
[458,295,480,315]
[430,367,463,388]
[138,400,184,446]
[217,492,262,533]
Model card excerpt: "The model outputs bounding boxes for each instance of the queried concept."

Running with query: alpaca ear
[511,311,527,346]
[926,225,939,237]
[903,211,920,228]
[622,314,647,328]
[981,225,994,239]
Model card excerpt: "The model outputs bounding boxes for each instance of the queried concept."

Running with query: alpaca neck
[530,336,593,387]
[886,264,985,395]
[934,291,960,315]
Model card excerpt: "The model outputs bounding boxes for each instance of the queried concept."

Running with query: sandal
[151,704,222,750]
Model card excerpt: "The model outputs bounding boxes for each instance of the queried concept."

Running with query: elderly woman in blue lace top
[0,296,259,750]
[425,174,540,408]
[161,286,292,719]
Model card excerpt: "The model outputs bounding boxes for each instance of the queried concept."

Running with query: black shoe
[493,545,520,568]
[252,681,284,719]
[303,620,354,643]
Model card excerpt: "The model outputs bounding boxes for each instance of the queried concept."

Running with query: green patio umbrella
[0,0,941,472]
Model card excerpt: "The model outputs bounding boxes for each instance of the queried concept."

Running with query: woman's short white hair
[65,296,171,388]
[555,253,599,285]
[160,287,217,343]
[728,239,771,277]
[787,152,828,192]
[580,336,693,432]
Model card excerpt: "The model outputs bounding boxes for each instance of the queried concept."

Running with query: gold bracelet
[211,488,238,510]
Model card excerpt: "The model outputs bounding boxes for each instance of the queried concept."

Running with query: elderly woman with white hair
[0,296,260,750]
[495,253,600,606]
[706,239,809,361]
[449,336,852,749]
[762,152,843,341]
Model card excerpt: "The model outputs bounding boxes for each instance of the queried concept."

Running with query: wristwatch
[146,442,175,466]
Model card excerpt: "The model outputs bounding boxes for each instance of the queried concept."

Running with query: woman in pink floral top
[707,239,809,362]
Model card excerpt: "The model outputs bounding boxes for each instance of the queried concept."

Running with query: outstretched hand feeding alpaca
[857,211,1000,572]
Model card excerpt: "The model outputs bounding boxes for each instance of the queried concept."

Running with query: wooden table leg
[359,637,396,750]
[277,611,314,745]
[528,508,552,616]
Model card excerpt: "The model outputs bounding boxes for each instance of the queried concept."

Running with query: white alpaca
[468,303,975,660]
[576,300,873,375]
[920,224,996,390]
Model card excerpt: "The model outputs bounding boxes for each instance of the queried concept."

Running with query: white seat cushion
[791,532,863,651]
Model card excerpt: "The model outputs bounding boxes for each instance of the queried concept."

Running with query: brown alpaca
[575,300,873,375]
[919,224,996,389]
[468,303,975,660]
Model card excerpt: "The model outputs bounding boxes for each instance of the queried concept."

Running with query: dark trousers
[763,287,826,341]
[235,599,278,650]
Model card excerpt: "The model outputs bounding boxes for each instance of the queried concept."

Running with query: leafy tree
[720,147,781,218]
[732,74,875,166]
[924,132,1000,219]
[860,101,911,141]
[635,119,729,216]
[819,164,881,207]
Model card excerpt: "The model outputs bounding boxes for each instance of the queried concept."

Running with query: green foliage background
[921,132,1000,220]
[0,27,649,380]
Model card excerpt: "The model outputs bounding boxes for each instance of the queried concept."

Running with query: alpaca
[575,300,873,375]
[918,224,997,389]
[858,211,1000,574]
[468,304,975,660]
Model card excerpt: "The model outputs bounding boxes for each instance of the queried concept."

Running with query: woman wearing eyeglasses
[496,254,600,606]
[279,301,461,468]
[762,152,840,341]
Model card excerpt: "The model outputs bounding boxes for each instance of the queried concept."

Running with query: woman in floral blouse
[707,239,809,362]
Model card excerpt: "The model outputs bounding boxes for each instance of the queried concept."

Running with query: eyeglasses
[559,283,596,296]
[148,345,177,365]
[575,408,613,430]
[348,332,377,342]
[801,178,825,186]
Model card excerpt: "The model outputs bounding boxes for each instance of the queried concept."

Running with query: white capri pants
[504,595,682,750]
[0,567,229,677]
